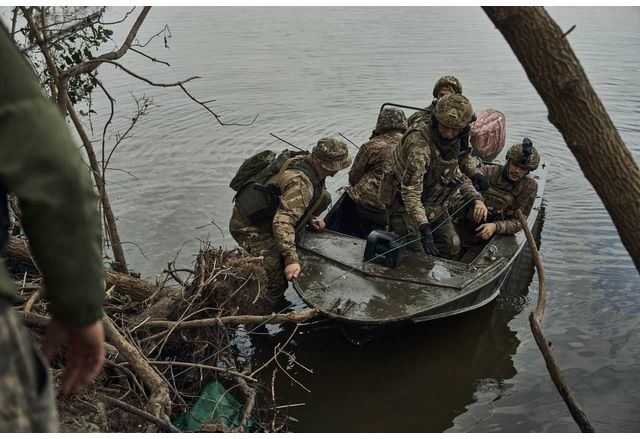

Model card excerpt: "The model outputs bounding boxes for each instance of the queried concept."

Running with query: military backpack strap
[294,185,327,234]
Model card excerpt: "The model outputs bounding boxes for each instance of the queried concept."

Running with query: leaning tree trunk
[483,6,640,273]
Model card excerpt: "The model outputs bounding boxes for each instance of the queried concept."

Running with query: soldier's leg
[0,302,57,432]
[388,212,422,252]
[432,218,462,260]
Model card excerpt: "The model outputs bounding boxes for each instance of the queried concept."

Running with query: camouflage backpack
[229,149,309,192]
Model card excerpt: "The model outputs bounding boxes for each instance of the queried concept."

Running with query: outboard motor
[363,230,405,268]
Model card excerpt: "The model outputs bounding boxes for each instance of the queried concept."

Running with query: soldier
[0,26,105,432]
[456,138,540,244]
[380,93,488,259]
[407,75,487,191]
[229,138,351,304]
[407,75,463,129]
[345,107,407,233]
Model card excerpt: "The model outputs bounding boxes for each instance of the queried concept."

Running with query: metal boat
[293,161,548,325]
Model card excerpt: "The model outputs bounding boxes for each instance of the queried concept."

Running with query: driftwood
[102,395,179,433]
[6,237,181,303]
[139,308,318,330]
[102,316,172,430]
[516,209,595,432]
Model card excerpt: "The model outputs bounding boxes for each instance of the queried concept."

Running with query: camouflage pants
[0,301,57,432]
[229,207,288,304]
[387,201,461,258]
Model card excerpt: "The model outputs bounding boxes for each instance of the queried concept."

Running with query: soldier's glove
[419,223,440,257]
[471,173,490,192]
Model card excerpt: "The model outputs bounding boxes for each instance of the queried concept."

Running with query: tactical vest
[482,165,523,218]
[417,125,464,208]
[234,155,324,228]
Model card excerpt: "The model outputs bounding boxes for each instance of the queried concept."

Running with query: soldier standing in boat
[229,138,351,305]
[455,138,540,245]
[345,107,408,233]
[379,93,488,259]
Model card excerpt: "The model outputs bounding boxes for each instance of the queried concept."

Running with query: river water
[8,6,640,432]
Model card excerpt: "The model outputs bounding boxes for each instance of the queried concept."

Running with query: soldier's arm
[0,29,104,327]
[459,147,483,179]
[458,175,484,205]
[494,178,538,234]
[398,132,430,225]
[272,173,314,266]
[348,144,369,186]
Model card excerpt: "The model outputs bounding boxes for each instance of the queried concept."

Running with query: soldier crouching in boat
[379,93,488,260]
[229,138,351,305]
[454,138,540,246]
[344,107,407,234]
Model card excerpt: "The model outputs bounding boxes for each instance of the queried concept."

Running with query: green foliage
[52,24,114,105]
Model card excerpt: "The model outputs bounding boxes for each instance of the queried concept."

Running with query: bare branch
[129,47,170,66]
[516,209,595,433]
[98,6,136,25]
[179,83,260,127]
[132,24,171,48]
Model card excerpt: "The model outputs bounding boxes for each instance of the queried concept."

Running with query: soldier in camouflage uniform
[345,107,407,233]
[456,139,540,245]
[0,26,105,432]
[379,93,488,259]
[406,75,487,191]
[406,75,463,129]
[229,138,351,304]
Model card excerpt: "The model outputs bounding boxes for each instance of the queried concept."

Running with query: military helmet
[433,93,473,129]
[312,137,352,172]
[506,138,540,171]
[375,107,408,134]
[432,75,462,98]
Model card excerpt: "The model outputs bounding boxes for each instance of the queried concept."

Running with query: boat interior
[323,192,489,266]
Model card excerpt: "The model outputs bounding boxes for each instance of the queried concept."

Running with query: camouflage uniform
[0,26,104,432]
[229,138,350,303]
[381,94,483,258]
[456,141,540,245]
[346,107,407,230]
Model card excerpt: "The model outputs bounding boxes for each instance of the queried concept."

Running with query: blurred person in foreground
[0,25,105,432]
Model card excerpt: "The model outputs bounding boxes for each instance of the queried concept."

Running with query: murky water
[7,6,639,432]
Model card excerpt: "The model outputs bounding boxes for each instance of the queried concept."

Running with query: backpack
[229,150,277,192]
[229,149,308,192]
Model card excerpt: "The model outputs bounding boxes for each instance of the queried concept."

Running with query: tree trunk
[483,6,640,272]
[66,99,129,273]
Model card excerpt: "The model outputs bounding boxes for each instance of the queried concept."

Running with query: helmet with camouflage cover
[433,93,473,129]
[312,137,352,172]
[432,75,462,98]
[375,107,408,134]
[506,138,540,171]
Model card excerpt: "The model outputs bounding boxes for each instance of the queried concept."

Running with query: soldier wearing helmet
[456,138,540,244]
[345,107,408,233]
[407,75,463,129]
[407,76,486,191]
[230,137,351,303]
[379,93,488,259]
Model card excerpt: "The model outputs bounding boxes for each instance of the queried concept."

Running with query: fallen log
[6,237,181,303]
[103,315,172,430]
[139,308,318,330]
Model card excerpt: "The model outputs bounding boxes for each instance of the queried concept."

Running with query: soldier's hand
[476,223,497,240]
[471,173,490,192]
[418,223,440,257]
[309,217,326,230]
[284,263,301,281]
[42,318,105,395]
[472,200,488,224]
